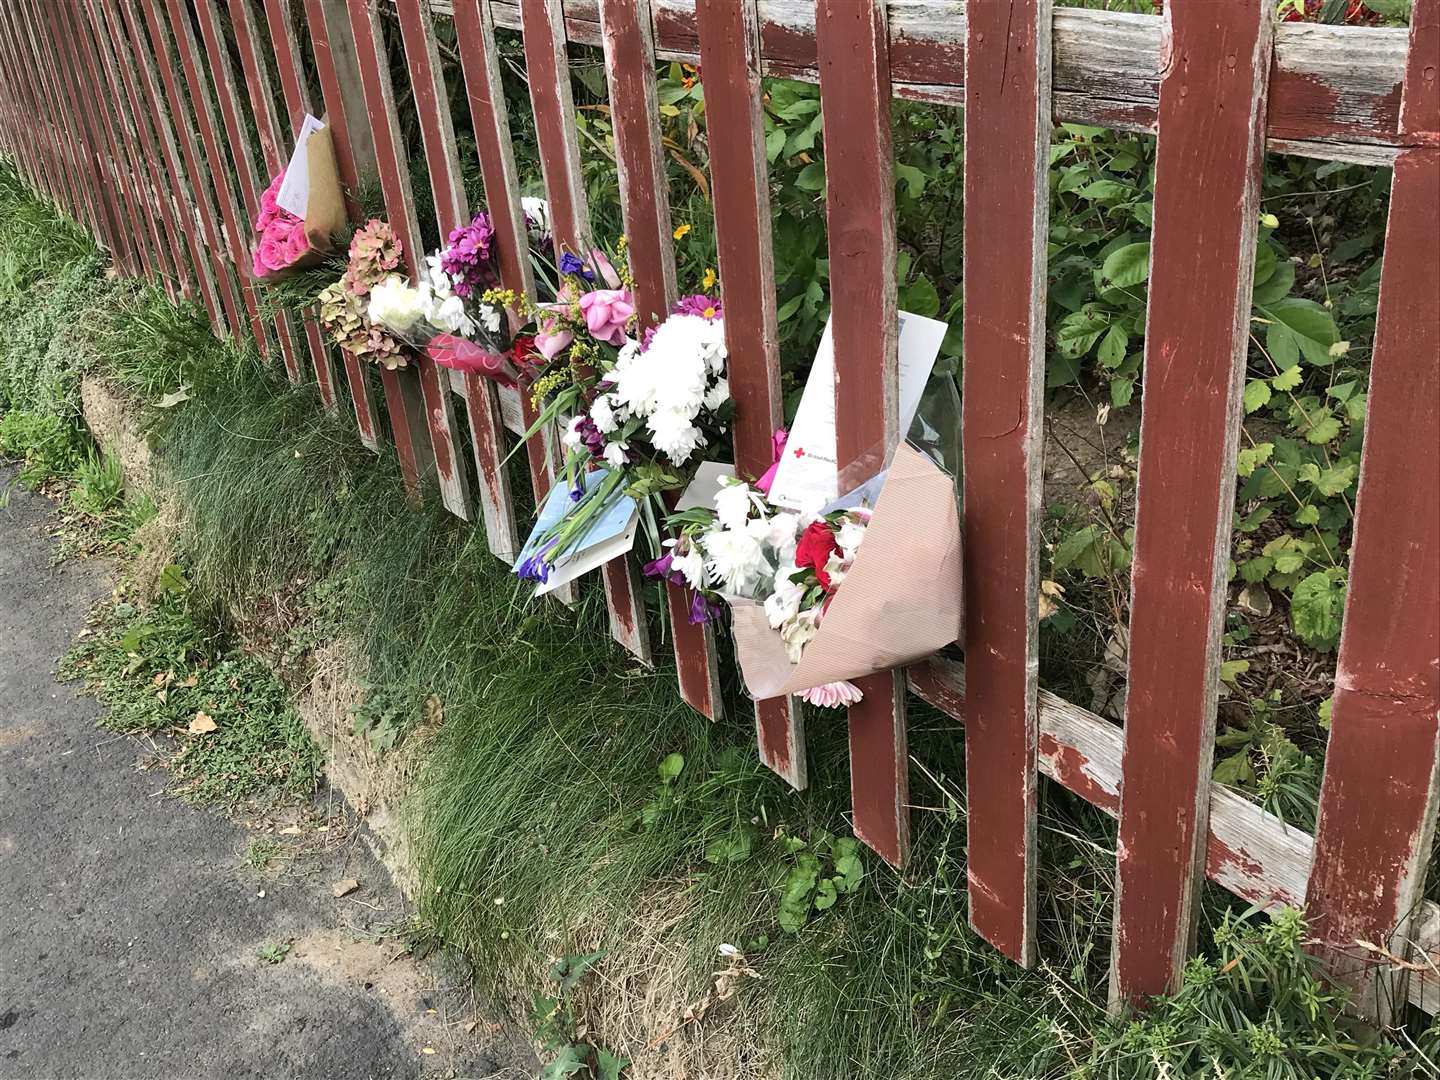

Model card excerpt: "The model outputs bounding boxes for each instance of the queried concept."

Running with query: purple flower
[639,326,658,353]
[516,540,556,583]
[687,590,722,625]
[558,252,594,281]
[643,553,675,580]
[441,213,497,298]
[569,482,585,503]
[674,294,722,321]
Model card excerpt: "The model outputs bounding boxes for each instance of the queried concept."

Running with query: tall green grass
[2,161,1436,1079]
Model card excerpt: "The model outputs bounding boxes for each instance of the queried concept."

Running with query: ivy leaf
[1290,570,1346,650]
[1242,380,1272,414]
[1101,242,1150,289]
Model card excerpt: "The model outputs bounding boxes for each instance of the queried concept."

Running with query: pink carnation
[798,681,864,709]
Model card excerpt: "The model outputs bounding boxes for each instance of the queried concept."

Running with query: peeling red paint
[1040,734,1120,816]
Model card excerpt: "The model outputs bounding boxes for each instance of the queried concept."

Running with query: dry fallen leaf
[332,878,360,898]
[279,825,304,836]
[188,712,218,735]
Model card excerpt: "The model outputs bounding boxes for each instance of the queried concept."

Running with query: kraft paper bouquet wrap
[250,121,346,282]
[665,376,963,705]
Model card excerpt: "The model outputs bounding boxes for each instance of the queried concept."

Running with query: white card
[674,461,736,513]
[535,513,639,596]
[766,310,948,511]
[276,114,325,218]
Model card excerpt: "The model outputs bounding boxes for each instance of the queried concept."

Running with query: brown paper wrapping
[729,443,963,699]
[253,125,345,281]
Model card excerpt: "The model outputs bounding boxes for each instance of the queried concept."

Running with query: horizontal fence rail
[0,0,1434,1021]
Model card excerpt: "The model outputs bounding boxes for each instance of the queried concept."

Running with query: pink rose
[252,246,269,278]
[256,231,287,274]
[534,324,573,360]
[281,220,310,266]
[578,289,634,346]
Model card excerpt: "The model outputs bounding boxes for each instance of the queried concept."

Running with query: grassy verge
[2,165,1436,1079]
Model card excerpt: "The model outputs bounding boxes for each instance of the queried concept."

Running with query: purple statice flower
[674,294,722,321]
[558,252,595,281]
[687,590,723,625]
[440,212,497,298]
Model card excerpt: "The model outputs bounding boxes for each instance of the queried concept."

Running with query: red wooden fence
[0,0,1435,1019]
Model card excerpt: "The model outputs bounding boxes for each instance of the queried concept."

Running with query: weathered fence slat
[86,0,184,301]
[120,0,237,339]
[229,0,344,408]
[396,0,533,550]
[346,0,467,514]
[815,0,908,868]
[514,0,643,634]
[598,0,722,711]
[301,0,387,447]
[65,0,151,281]
[1111,0,1274,1006]
[2,6,71,234]
[906,656,1440,1013]
[194,0,307,383]
[695,0,805,788]
[158,0,274,352]
[1304,0,1440,1025]
[5,8,71,232]
[97,0,202,309]
[960,0,1051,967]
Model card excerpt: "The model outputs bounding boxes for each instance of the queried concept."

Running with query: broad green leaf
[813,879,838,911]
[1077,179,1131,202]
[795,162,825,192]
[1311,463,1357,496]
[1101,242,1150,289]
[1219,659,1250,684]
[1052,526,1099,573]
[595,1050,629,1080]
[1236,442,1273,477]
[765,128,786,162]
[1212,751,1255,787]
[1096,324,1127,369]
[1243,380,1272,414]
[1056,310,1107,359]
[1266,321,1300,369]
[1110,377,1135,408]
[657,752,685,783]
[894,162,927,199]
[898,274,940,318]
[1265,298,1340,366]
[1251,260,1295,306]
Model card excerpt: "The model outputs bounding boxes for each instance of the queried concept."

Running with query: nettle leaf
[1243,379,1272,414]
[541,1045,589,1079]
[1101,242,1150,288]
[1236,442,1274,477]
[1290,570,1346,650]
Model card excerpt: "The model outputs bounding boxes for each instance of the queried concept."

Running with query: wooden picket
[961,0,1051,965]
[813,0,909,868]
[3,0,1437,1019]
[227,0,344,407]
[1112,0,1274,1004]
[598,0,720,715]
[694,0,805,788]
[1304,1,1439,1024]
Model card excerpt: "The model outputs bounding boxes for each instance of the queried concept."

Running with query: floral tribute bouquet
[508,243,732,593]
[317,219,408,369]
[663,380,963,708]
[249,119,345,281]
[365,206,557,387]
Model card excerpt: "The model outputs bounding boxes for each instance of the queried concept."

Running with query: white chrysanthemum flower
[704,377,729,412]
[764,575,804,630]
[368,276,425,333]
[713,480,754,533]
[648,407,705,464]
[605,313,726,466]
[704,526,769,595]
[590,393,618,434]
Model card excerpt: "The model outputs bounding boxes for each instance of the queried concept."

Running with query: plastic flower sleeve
[728,375,963,700]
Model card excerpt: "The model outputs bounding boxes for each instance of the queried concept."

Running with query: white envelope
[275,114,325,218]
[767,310,948,511]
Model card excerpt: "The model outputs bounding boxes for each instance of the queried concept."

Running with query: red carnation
[795,520,840,591]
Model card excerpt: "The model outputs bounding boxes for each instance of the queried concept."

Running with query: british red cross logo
[793,447,805,458]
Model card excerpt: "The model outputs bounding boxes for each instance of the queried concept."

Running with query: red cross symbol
[793,447,805,458]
